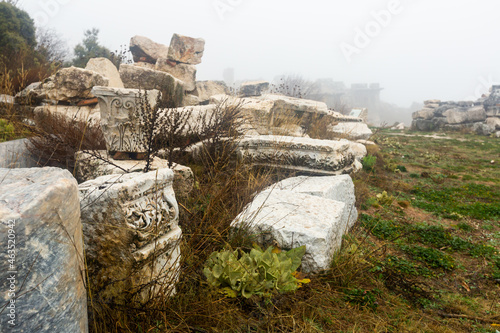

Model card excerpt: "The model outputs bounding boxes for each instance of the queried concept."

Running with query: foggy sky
[17,0,500,107]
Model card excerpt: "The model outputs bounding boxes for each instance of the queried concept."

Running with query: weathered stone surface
[182,94,201,106]
[35,66,109,103]
[168,33,205,65]
[424,99,441,105]
[14,82,42,105]
[75,151,194,197]
[443,106,486,124]
[130,35,169,64]
[85,57,124,88]
[34,104,101,125]
[391,122,405,130]
[0,139,38,168]
[0,167,88,332]
[272,175,358,228]
[240,81,269,97]
[232,188,347,272]
[412,108,435,120]
[412,119,437,132]
[119,64,185,92]
[236,135,365,175]
[132,62,156,70]
[194,81,229,104]
[0,94,14,106]
[156,58,196,91]
[92,86,159,154]
[328,122,373,140]
[486,117,500,130]
[79,169,181,303]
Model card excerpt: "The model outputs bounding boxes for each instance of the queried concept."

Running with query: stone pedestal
[0,167,88,332]
[78,168,181,304]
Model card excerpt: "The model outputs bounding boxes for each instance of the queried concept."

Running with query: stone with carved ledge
[92,86,159,157]
[235,135,366,175]
[78,168,181,304]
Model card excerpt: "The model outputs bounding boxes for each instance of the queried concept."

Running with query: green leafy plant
[376,191,395,206]
[203,244,308,298]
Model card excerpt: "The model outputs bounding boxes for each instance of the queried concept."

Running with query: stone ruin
[0,32,377,331]
[411,87,500,137]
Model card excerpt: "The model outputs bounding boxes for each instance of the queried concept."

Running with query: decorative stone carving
[91,86,159,155]
[0,167,88,332]
[236,135,365,175]
[78,168,181,303]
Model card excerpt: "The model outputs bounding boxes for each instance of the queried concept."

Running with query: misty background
[16,0,500,125]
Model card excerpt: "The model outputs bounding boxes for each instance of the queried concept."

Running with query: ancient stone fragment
[0,167,88,332]
[85,57,124,88]
[78,168,181,303]
[156,58,197,91]
[130,35,170,64]
[239,81,269,97]
[167,33,205,65]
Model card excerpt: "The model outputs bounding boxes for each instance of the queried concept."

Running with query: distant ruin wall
[411,86,500,135]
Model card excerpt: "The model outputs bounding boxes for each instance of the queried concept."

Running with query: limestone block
[130,35,169,64]
[168,33,205,65]
[182,94,201,106]
[271,175,358,228]
[486,117,500,130]
[0,139,38,168]
[34,104,101,125]
[36,66,109,103]
[156,58,196,91]
[91,86,159,154]
[79,169,181,303]
[232,189,347,272]
[237,135,364,175]
[119,64,186,92]
[328,122,373,140]
[86,57,124,88]
[443,106,486,124]
[0,167,87,332]
[194,81,229,104]
[412,108,435,120]
[14,82,42,105]
[75,150,194,197]
[240,81,269,97]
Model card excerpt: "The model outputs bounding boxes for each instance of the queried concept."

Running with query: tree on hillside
[0,1,36,57]
[72,28,118,68]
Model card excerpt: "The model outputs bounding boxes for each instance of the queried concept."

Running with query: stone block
[130,35,170,64]
[0,167,88,332]
[86,57,124,88]
[167,34,205,65]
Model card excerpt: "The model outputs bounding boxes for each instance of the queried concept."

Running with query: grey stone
[240,81,270,97]
[130,35,170,64]
[167,34,205,65]
[0,167,88,332]
[14,82,42,105]
[443,106,486,124]
[0,139,38,168]
[486,117,500,130]
[412,108,435,120]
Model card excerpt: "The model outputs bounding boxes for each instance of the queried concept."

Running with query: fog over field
[18,0,500,109]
